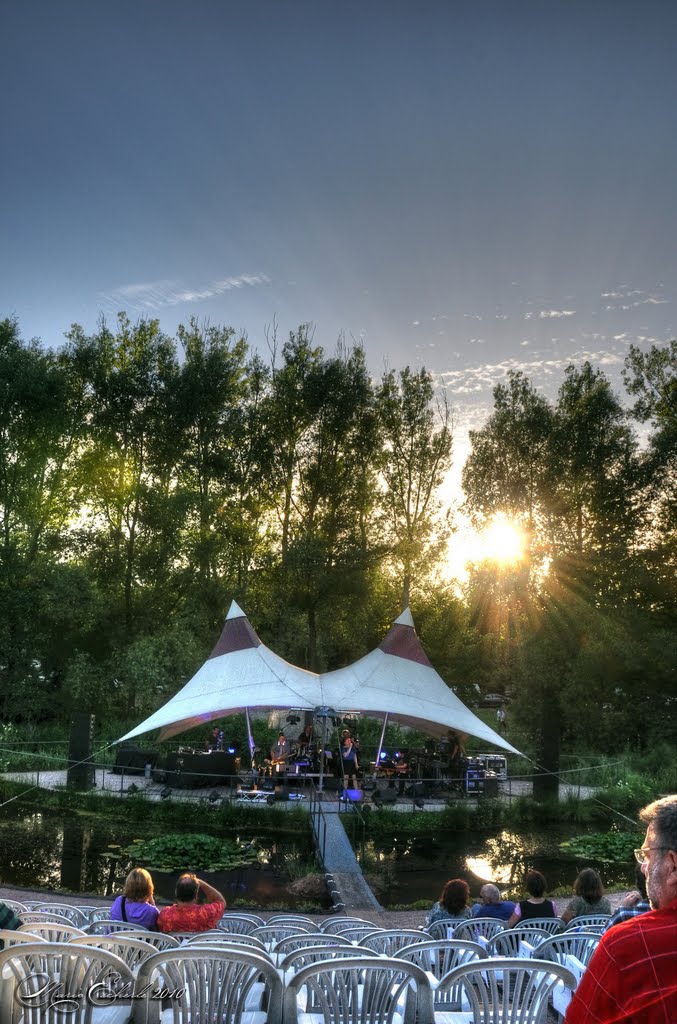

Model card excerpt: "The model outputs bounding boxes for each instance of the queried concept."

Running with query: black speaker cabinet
[67,713,95,791]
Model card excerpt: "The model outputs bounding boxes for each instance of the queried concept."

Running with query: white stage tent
[117,602,520,756]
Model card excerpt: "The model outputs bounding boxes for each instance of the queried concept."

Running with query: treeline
[0,315,674,765]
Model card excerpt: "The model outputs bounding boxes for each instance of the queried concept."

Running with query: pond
[1,803,634,911]
[358,827,635,907]
[0,804,324,910]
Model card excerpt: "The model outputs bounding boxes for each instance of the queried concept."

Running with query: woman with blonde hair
[110,867,159,930]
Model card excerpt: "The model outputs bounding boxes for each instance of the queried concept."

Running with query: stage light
[379,751,388,760]
[414,798,425,810]
[127,783,139,795]
[208,790,221,804]
[227,746,236,754]
[160,787,172,799]
[286,714,300,725]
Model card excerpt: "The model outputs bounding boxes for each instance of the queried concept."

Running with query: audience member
[472,882,515,921]
[427,878,472,925]
[604,863,650,930]
[564,794,677,1023]
[0,896,22,948]
[110,867,159,930]
[157,873,226,933]
[506,869,557,926]
[561,867,611,924]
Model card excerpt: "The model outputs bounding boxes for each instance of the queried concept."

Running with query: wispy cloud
[100,272,271,313]
[525,309,576,320]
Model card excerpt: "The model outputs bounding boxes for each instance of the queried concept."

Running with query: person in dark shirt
[0,900,22,949]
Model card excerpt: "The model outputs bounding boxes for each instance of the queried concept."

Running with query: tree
[378,367,453,610]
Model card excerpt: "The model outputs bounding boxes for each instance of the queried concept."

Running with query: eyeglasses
[634,846,667,865]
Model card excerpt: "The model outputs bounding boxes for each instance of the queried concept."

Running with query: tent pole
[244,707,255,769]
[318,717,327,793]
[375,713,389,767]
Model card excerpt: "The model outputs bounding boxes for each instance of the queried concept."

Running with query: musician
[270,731,291,773]
[340,733,359,790]
[205,725,223,752]
[297,723,314,752]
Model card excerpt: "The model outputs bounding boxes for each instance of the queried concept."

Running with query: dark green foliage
[122,833,259,872]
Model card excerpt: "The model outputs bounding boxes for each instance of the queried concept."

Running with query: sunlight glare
[480,515,526,565]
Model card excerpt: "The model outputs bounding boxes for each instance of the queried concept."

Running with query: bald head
[480,884,501,904]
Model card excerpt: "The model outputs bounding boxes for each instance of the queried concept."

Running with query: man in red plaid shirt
[565,794,677,1023]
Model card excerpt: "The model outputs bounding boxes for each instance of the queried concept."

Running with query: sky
[2,0,676,496]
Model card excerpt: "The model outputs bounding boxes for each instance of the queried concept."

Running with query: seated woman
[561,867,611,924]
[506,869,557,927]
[110,867,159,930]
[427,878,472,925]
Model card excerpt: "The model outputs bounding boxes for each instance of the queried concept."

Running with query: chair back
[425,917,467,939]
[279,944,379,979]
[134,946,283,1024]
[15,911,74,926]
[84,919,140,934]
[85,906,117,924]
[0,941,135,1024]
[283,955,434,1024]
[267,914,320,930]
[486,928,531,958]
[0,929,46,948]
[251,923,317,950]
[71,933,159,971]
[534,930,600,967]
[216,914,264,934]
[361,928,429,956]
[320,916,377,934]
[115,929,180,950]
[395,938,487,1010]
[565,914,611,931]
[25,903,88,927]
[452,917,506,942]
[184,930,267,951]
[515,917,564,936]
[333,924,382,943]
[17,922,87,943]
[437,957,578,1023]
[274,932,353,958]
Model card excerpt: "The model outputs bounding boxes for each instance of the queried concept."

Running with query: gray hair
[480,883,501,903]
[639,794,677,852]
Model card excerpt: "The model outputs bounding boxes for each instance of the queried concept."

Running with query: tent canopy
[117,602,520,756]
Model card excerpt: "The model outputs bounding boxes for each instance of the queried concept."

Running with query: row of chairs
[0,932,579,1023]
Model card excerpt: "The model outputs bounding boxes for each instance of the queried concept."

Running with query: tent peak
[226,600,247,620]
[394,607,415,628]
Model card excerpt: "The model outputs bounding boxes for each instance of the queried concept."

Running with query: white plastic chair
[216,912,265,933]
[533,930,600,967]
[17,921,87,943]
[278,944,380,984]
[283,955,434,1024]
[361,928,430,956]
[274,932,353,959]
[486,928,533,958]
[514,917,564,936]
[251,923,318,950]
[267,914,321,931]
[26,902,88,927]
[0,928,46,948]
[451,918,506,942]
[15,911,75,926]
[0,940,135,1024]
[435,957,578,1023]
[183,929,268,951]
[71,933,159,972]
[320,916,378,934]
[85,920,141,935]
[564,913,611,931]
[332,924,384,944]
[133,946,283,1024]
[426,918,468,940]
[395,938,488,1013]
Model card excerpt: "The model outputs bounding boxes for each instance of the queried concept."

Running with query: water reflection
[361,826,634,907]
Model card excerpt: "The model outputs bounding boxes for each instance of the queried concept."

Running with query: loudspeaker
[274,784,289,801]
[378,786,398,804]
[67,713,95,791]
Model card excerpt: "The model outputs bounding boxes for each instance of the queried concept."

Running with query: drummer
[297,722,314,752]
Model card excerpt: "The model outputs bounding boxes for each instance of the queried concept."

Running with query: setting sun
[479,515,526,566]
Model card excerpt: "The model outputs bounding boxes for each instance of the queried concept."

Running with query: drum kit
[261,741,327,777]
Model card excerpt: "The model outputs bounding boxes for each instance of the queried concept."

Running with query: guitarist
[271,731,291,774]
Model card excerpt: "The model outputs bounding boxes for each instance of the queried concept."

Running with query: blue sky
[2,0,675,456]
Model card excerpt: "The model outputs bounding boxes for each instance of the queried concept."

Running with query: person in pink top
[157,873,226,933]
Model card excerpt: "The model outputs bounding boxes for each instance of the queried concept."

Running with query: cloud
[100,272,271,312]
[525,309,576,320]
